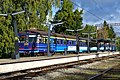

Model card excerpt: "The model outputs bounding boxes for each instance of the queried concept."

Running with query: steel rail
[88,62,120,80]
[0,54,118,80]
[88,68,113,80]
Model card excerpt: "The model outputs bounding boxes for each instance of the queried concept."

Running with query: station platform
[0,52,119,74]
[0,52,112,65]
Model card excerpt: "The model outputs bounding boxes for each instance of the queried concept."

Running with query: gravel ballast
[29,57,120,80]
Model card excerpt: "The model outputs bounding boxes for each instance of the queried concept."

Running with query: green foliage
[103,21,116,39]
[82,24,97,38]
[97,21,116,40]
[53,0,83,35]
[116,37,120,51]
[103,20,108,27]
[0,0,60,58]
[0,16,14,58]
[108,26,116,39]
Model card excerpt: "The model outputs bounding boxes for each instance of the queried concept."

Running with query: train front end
[18,32,39,55]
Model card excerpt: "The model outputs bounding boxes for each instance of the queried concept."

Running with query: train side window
[74,41,76,45]
[64,40,67,44]
[61,40,63,44]
[29,37,36,43]
[50,38,54,43]
[72,41,75,45]
[80,42,82,46]
[62,40,64,44]
[19,36,25,43]
[45,38,47,43]
[59,39,61,44]
[43,38,46,43]
[57,40,59,44]
[54,39,57,44]
[69,41,72,45]
[61,40,62,44]
[67,40,69,44]
[41,38,44,43]
[52,38,54,43]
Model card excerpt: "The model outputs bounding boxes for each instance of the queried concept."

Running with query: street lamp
[66,27,85,55]
[82,32,96,53]
[0,10,25,59]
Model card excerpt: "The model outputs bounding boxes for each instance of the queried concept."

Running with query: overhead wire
[70,0,120,36]
[113,27,120,33]
[70,0,104,21]
[93,0,107,16]
[93,0,116,21]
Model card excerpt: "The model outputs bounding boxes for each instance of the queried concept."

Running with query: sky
[52,0,120,35]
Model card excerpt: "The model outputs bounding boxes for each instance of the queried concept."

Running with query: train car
[97,39,116,52]
[19,31,40,56]
[18,29,116,56]
[18,29,92,56]
[89,39,98,52]
[110,41,116,51]
[19,29,77,55]
[79,38,88,52]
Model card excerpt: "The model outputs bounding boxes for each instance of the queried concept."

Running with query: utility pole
[66,27,84,55]
[82,32,96,53]
[0,10,25,59]
[44,21,63,56]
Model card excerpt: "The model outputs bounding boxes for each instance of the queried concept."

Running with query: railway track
[88,67,113,80]
[0,54,119,80]
[87,56,120,80]
[88,64,120,80]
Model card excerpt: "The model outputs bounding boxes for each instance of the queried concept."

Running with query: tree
[53,0,83,35]
[108,26,116,39]
[97,21,116,40]
[116,37,120,51]
[0,16,14,58]
[103,21,109,39]
[0,0,61,58]
[103,21,116,39]
[82,24,96,38]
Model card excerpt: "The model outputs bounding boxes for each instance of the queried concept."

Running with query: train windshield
[28,35,36,43]
[19,36,26,43]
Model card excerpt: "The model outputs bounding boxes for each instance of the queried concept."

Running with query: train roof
[97,39,111,43]
[19,29,76,39]
[20,29,113,43]
[19,29,101,41]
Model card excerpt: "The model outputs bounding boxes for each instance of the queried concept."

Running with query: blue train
[18,29,116,56]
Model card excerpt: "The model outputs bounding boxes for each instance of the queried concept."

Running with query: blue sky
[52,0,120,35]
[74,0,120,25]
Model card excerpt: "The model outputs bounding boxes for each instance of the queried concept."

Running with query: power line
[70,0,104,21]
[93,0,106,15]
[93,0,113,20]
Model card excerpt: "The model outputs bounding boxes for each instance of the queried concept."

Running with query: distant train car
[110,42,116,51]
[79,38,88,53]
[89,39,97,52]
[97,39,116,52]
[98,42,105,51]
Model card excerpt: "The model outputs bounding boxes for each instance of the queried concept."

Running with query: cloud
[74,0,120,22]
[72,0,120,35]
